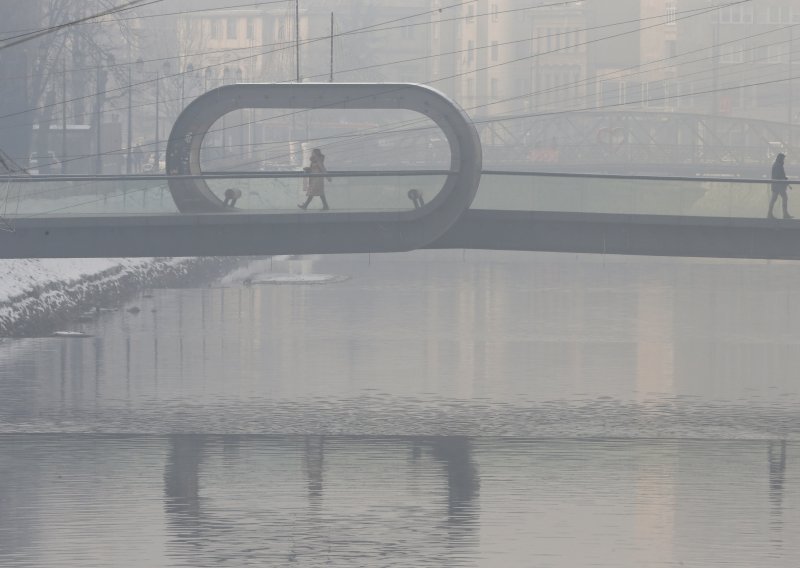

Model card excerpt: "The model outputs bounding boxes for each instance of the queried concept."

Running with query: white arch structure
[165,83,482,253]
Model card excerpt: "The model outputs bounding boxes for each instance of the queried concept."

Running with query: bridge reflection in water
[0,169,798,260]
[161,434,479,564]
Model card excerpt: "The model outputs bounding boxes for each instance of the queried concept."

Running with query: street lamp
[95,54,113,174]
[155,61,172,172]
[126,58,141,173]
[138,60,172,173]
[182,63,194,109]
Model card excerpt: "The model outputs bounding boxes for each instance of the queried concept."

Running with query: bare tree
[0,1,136,172]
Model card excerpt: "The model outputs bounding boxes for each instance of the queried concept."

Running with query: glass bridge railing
[0,170,786,219]
[0,171,449,217]
[473,171,784,219]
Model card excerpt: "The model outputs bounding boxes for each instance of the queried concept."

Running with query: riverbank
[0,257,246,337]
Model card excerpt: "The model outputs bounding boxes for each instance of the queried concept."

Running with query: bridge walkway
[0,170,798,260]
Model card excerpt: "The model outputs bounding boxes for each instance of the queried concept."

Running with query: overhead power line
[0,0,292,37]
[0,0,168,50]
[1,0,764,171]
[1,0,738,129]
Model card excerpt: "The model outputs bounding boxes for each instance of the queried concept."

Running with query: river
[1,251,799,567]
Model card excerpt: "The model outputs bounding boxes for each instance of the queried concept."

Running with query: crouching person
[223,188,242,207]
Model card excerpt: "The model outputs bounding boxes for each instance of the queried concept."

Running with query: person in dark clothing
[223,188,242,207]
[298,149,332,210]
[768,153,792,219]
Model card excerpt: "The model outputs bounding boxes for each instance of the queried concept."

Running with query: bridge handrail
[0,170,455,183]
[482,170,792,185]
[2,170,791,185]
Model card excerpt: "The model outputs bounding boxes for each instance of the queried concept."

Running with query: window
[467,6,474,23]
[647,80,666,107]
[665,0,677,25]
[768,6,790,24]
[402,25,414,39]
[667,81,679,108]
[666,39,677,58]
[678,82,695,108]
[769,7,779,23]
[601,80,621,106]
[720,5,753,24]
[246,18,255,40]
[625,81,643,106]
[491,41,499,62]
[768,44,788,64]
[210,19,221,39]
[720,45,744,64]
[227,18,237,40]
[491,3,499,23]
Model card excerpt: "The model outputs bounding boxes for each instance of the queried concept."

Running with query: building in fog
[676,0,800,124]
[430,0,684,116]
[176,5,298,89]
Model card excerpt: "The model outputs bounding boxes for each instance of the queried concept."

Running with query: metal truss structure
[478,110,800,175]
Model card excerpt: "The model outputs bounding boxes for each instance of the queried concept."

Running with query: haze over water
[2,251,800,566]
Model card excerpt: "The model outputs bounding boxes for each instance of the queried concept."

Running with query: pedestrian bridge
[1,82,798,261]
[0,169,798,260]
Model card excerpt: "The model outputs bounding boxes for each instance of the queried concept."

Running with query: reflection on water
[1,252,799,438]
[157,435,481,566]
[769,441,787,524]
[0,436,798,567]
[2,251,800,566]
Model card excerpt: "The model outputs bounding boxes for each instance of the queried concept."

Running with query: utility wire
[30,13,799,142]
[6,0,762,171]
[6,0,751,138]
[189,0,756,167]
[0,0,168,50]
[0,0,292,37]
[0,0,587,122]
[0,0,472,120]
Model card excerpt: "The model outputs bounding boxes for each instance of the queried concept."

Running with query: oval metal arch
[165,83,482,254]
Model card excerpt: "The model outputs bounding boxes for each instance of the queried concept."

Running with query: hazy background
[1,0,798,178]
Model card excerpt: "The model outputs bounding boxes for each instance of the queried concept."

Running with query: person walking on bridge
[768,153,792,219]
[298,148,332,211]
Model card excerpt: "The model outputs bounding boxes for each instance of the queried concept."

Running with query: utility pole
[61,58,67,174]
[711,3,719,117]
[330,12,334,82]
[789,27,794,151]
[127,63,133,173]
[295,0,300,82]
[95,65,106,174]
[291,0,300,165]
[155,71,160,172]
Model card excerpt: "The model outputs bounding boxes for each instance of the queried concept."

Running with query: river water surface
[1,251,799,567]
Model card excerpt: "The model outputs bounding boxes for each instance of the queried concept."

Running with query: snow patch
[250,273,348,285]
[51,331,91,338]
[0,257,243,336]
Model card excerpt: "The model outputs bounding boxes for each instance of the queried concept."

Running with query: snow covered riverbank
[0,257,244,336]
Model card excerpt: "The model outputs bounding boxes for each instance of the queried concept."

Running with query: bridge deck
[1,171,797,259]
